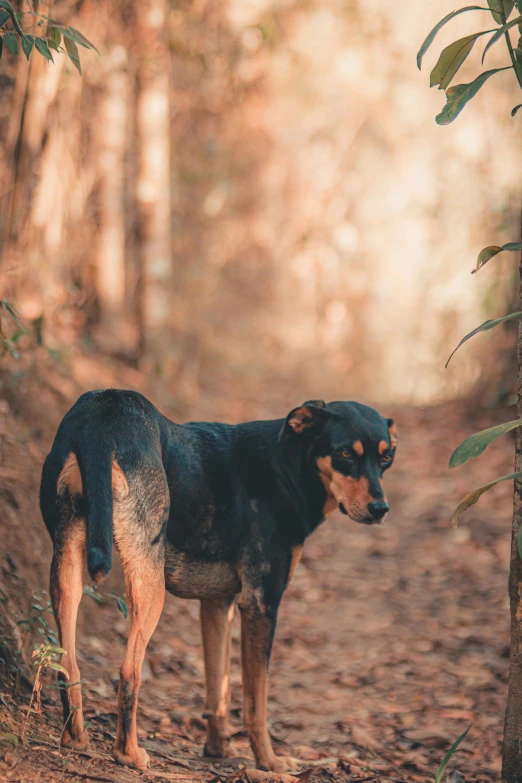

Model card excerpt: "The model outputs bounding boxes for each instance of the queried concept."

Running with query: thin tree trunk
[94,49,129,351]
[135,0,172,365]
[502,236,522,782]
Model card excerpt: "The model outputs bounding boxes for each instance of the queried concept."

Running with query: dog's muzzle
[339,501,389,525]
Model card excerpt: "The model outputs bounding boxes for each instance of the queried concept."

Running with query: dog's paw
[113,746,151,770]
[260,756,303,773]
[203,738,232,758]
[60,728,90,752]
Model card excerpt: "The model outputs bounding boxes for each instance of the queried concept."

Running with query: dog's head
[279,400,397,524]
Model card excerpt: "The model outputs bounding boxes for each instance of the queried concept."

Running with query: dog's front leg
[239,597,301,773]
[200,599,236,758]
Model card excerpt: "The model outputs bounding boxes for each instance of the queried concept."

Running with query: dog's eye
[381,451,393,464]
[341,450,353,460]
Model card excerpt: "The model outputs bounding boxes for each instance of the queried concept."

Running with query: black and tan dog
[40,390,397,773]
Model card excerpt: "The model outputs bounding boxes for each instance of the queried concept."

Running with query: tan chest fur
[164,545,241,601]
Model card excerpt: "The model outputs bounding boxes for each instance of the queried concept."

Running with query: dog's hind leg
[200,599,235,758]
[50,521,89,751]
[112,465,168,770]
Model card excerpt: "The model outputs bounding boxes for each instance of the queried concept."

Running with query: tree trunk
[502,244,522,783]
[135,0,172,367]
[94,48,129,352]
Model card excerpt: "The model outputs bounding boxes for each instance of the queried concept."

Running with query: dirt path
[0,391,516,783]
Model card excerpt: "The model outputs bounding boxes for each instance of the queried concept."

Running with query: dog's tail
[75,437,116,584]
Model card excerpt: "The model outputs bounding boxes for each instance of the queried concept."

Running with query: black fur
[41,390,396,596]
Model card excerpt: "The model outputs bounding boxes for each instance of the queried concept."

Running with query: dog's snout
[367,500,389,520]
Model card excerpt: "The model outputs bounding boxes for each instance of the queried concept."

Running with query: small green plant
[21,642,67,742]
[0,586,127,690]
[0,0,98,73]
[434,726,471,783]
[0,590,59,690]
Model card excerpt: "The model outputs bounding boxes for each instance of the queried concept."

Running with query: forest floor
[0,352,517,783]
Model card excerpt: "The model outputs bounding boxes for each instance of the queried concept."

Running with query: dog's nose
[367,500,389,520]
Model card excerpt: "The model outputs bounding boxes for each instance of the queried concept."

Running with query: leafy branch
[418,0,522,123]
[418,3,522,547]
[0,0,98,74]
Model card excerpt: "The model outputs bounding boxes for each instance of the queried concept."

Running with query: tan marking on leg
[378,440,389,455]
[288,546,303,583]
[201,600,235,758]
[113,555,164,770]
[352,440,364,456]
[240,610,300,773]
[50,523,89,751]
[240,610,275,770]
[112,475,167,771]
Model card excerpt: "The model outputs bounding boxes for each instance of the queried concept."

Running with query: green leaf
[473,241,522,271]
[436,67,511,125]
[446,311,522,366]
[449,418,522,467]
[35,36,53,62]
[0,10,9,27]
[2,300,23,328]
[83,585,105,604]
[435,726,472,783]
[57,25,99,54]
[482,15,522,61]
[417,6,489,69]
[512,102,522,114]
[452,472,522,527]
[26,12,58,23]
[68,25,99,53]
[431,33,489,90]
[116,597,128,619]
[48,25,60,47]
[64,35,81,74]
[3,31,17,54]
[48,662,69,676]
[21,34,34,60]
[0,2,24,37]
[488,0,515,22]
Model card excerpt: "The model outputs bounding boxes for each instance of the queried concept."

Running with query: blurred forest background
[1,0,521,411]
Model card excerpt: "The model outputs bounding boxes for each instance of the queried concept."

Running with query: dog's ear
[387,418,398,449]
[280,400,332,442]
